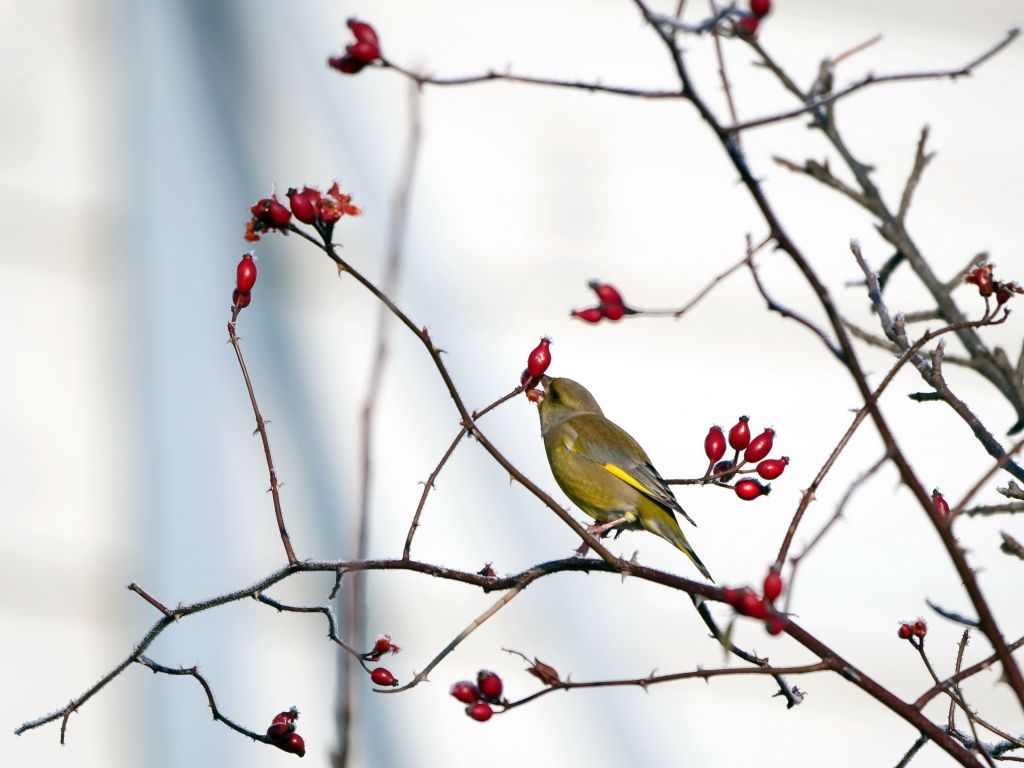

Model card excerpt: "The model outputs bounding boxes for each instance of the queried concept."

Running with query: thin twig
[227,319,297,565]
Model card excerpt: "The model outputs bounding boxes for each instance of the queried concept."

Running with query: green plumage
[538,377,712,581]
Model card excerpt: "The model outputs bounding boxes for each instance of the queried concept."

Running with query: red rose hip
[931,489,950,518]
[743,428,775,463]
[450,681,481,704]
[370,667,397,687]
[347,18,379,47]
[466,702,493,722]
[526,337,552,377]
[704,426,726,463]
[288,188,318,224]
[728,416,750,451]
[477,670,503,701]
[735,478,769,500]
[756,457,788,480]
[571,307,604,324]
[762,569,783,601]
[236,253,257,292]
[750,0,771,18]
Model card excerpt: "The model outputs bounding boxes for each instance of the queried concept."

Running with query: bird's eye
[549,388,560,402]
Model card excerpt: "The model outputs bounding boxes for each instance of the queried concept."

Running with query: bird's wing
[564,415,697,527]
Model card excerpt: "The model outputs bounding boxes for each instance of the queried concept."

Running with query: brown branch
[964,503,1024,518]
[255,593,365,662]
[135,656,270,743]
[501,661,828,711]
[727,28,1020,132]
[897,126,935,224]
[916,634,1024,708]
[127,582,177,618]
[382,59,683,99]
[226,319,297,565]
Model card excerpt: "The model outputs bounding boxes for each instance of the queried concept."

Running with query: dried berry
[370,667,398,687]
[763,569,783,601]
[744,428,775,464]
[735,478,770,501]
[704,426,726,463]
[477,670,503,701]
[728,416,751,451]
[965,263,994,297]
[466,702,493,722]
[450,681,481,704]
[526,337,552,378]
[898,623,913,639]
[913,619,927,638]
[757,457,788,480]
[750,0,772,18]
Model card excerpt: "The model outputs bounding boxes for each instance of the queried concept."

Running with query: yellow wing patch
[603,463,652,497]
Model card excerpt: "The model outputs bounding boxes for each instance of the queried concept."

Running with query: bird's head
[537,377,603,434]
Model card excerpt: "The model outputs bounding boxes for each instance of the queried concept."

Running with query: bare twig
[227,319,297,565]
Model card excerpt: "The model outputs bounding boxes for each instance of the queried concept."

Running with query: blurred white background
[4,0,1023,766]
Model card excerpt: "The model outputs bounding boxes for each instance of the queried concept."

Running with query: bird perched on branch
[536,376,712,581]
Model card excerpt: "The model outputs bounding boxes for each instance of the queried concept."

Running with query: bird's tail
[642,503,714,582]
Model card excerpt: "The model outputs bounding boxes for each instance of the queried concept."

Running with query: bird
[536,376,712,580]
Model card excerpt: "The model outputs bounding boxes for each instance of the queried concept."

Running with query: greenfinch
[537,377,712,581]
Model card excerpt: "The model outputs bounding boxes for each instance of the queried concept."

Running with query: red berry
[728,416,750,451]
[932,490,950,518]
[477,670,503,701]
[765,616,786,635]
[284,733,305,757]
[450,681,480,704]
[762,569,783,601]
[288,188,318,224]
[466,702,493,722]
[370,667,397,687]
[722,587,741,607]
[589,280,623,306]
[232,289,252,309]
[347,40,380,63]
[749,0,771,18]
[236,253,257,293]
[347,18,380,47]
[737,15,759,36]
[735,478,769,501]
[913,619,927,638]
[571,307,604,324]
[898,623,913,639]
[329,55,366,74]
[267,200,291,228]
[743,428,775,463]
[704,426,726,463]
[757,457,788,480]
[737,592,768,619]
[267,722,292,741]
[526,337,552,378]
[965,264,994,297]
[602,302,626,321]
[271,708,299,726]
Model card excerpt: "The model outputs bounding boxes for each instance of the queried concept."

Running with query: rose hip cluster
[232,252,257,313]
[244,183,361,243]
[723,567,786,635]
[736,0,772,37]
[571,281,635,324]
[897,618,928,641]
[964,262,1023,307]
[365,635,401,688]
[703,416,787,501]
[265,707,305,758]
[328,19,381,75]
[450,670,505,722]
[520,336,552,403]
